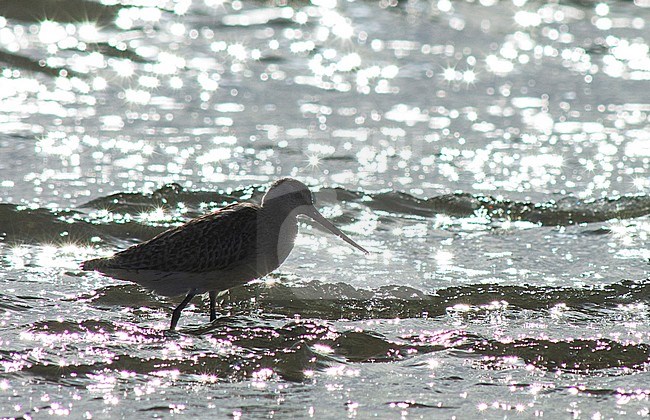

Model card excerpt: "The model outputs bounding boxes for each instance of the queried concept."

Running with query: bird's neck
[259,202,300,266]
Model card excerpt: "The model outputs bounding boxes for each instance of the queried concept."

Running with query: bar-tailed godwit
[82,178,368,330]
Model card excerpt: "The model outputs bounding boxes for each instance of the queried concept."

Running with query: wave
[12,326,650,383]
[0,277,645,388]
[0,203,162,245]
[79,183,650,225]
[11,283,650,384]
[202,278,650,321]
[0,0,151,80]
[0,184,649,246]
[0,0,119,23]
[343,189,650,225]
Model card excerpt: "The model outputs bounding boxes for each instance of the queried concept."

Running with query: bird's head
[261,178,314,209]
[261,178,368,254]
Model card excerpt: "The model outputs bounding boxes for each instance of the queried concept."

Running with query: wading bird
[82,178,368,330]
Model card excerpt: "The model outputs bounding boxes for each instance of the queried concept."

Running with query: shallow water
[0,0,649,418]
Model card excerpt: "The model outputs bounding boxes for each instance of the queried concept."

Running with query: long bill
[306,206,369,255]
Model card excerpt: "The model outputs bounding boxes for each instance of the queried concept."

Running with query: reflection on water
[0,0,649,417]
[1,0,649,202]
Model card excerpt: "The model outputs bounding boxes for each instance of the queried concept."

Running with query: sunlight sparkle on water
[123,89,151,105]
[138,75,160,89]
[305,153,322,170]
[111,59,135,78]
[137,206,169,224]
[92,77,108,90]
[322,10,354,40]
[462,69,477,85]
[78,23,100,42]
[514,11,542,27]
[442,65,457,82]
[632,176,649,191]
[345,210,379,236]
[324,365,360,377]
[337,53,361,72]
[312,344,334,354]
[435,250,454,271]
[154,52,186,75]
[38,21,67,45]
[227,43,248,61]
[6,246,30,269]
[486,55,514,74]
[116,6,162,30]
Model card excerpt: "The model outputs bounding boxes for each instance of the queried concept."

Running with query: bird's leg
[170,292,196,331]
[209,291,217,322]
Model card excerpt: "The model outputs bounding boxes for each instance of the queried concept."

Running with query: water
[0,0,649,417]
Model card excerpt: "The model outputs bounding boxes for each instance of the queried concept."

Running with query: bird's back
[82,203,260,274]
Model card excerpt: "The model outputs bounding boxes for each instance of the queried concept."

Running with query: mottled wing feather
[91,203,259,273]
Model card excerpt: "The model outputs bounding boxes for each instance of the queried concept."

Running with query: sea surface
[1,0,649,418]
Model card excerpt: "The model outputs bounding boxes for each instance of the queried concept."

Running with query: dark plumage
[81,178,368,330]
[83,203,259,274]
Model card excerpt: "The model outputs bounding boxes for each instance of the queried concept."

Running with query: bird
[81,178,368,330]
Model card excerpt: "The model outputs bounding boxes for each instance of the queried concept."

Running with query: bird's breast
[275,217,299,265]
